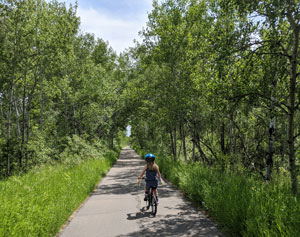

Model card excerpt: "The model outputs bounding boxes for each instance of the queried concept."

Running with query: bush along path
[152,154,300,236]
[59,147,223,237]
[0,150,118,237]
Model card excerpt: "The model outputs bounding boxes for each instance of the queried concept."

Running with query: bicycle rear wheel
[146,194,151,210]
[151,194,157,216]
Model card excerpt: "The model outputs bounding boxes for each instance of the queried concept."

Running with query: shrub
[0,150,118,237]
[153,154,300,236]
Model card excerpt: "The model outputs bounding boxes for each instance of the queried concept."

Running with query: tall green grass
[0,151,118,237]
[154,155,300,236]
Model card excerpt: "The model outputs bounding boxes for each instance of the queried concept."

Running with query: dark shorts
[146,180,158,189]
[146,186,157,190]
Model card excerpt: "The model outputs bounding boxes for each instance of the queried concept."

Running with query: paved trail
[59,147,223,237]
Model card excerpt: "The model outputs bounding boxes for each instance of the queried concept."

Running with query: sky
[126,125,131,137]
[59,0,153,54]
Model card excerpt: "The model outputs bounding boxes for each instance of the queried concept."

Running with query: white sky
[59,0,153,54]
[126,125,132,137]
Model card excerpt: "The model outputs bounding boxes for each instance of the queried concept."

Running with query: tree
[229,0,300,195]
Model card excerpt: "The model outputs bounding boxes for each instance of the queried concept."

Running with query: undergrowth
[0,149,118,237]
[137,149,300,236]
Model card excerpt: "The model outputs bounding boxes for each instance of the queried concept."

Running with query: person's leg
[144,187,149,201]
[153,188,159,203]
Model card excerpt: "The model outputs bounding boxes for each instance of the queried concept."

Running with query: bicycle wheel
[146,193,151,210]
[151,194,157,216]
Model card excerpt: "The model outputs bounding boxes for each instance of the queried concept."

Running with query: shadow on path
[98,147,223,237]
[113,148,223,237]
[120,204,222,237]
[127,208,153,220]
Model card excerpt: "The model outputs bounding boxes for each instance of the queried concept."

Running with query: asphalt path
[59,147,223,237]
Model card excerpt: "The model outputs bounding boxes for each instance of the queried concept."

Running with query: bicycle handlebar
[137,177,164,185]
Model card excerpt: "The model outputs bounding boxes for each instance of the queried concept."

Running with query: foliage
[0,0,130,177]
[1,0,300,235]
[0,149,118,237]
[153,153,300,236]
[128,0,300,196]
[59,135,105,162]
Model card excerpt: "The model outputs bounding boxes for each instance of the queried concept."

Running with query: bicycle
[138,177,158,216]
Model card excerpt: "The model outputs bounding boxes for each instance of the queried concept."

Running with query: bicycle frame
[138,177,157,216]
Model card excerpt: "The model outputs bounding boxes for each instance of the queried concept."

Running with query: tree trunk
[193,138,209,164]
[220,121,225,154]
[181,122,187,161]
[280,123,287,163]
[178,139,182,158]
[14,97,21,137]
[192,128,210,164]
[266,106,275,180]
[286,3,299,195]
[21,78,27,170]
[266,62,278,181]
[173,126,177,161]
[26,96,32,141]
[287,68,297,195]
[191,126,198,162]
[6,84,13,176]
[170,127,177,161]
[229,110,235,170]
[192,140,195,161]
[14,97,22,170]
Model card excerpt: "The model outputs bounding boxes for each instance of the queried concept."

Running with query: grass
[152,154,300,236]
[0,150,118,237]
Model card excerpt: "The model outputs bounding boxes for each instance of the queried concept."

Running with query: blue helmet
[145,153,155,161]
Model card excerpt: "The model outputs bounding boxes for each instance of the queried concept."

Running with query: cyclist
[138,153,162,203]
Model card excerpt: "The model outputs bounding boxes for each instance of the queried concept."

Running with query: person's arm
[155,165,162,182]
[138,165,147,179]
